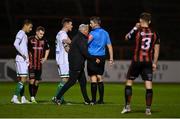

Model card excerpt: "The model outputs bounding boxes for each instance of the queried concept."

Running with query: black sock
[34,85,39,97]
[146,89,153,109]
[29,84,34,97]
[91,83,97,103]
[125,86,132,106]
[98,82,104,102]
[20,85,25,97]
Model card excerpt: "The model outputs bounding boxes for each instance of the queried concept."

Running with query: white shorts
[15,61,28,77]
[57,64,69,78]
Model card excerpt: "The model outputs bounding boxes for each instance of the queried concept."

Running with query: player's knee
[126,79,133,86]
[30,79,35,84]
[21,76,27,83]
[90,75,98,83]
[97,75,103,82]
[145,81,152,89]
[35,80,39,86]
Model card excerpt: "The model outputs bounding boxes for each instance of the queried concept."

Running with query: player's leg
[144,80,153,115]
[54,64,69,102]
[121,62,140,114]
[29,68,37,103]
[30,80,39,103]
[11,61,28,104]
[20,76,30,104]
[53,70,78,105]
[97,75,104,104]
[17,76,24,97]
[90,75,98,104]
[87,59,98,104]
[142,62,153,115]
[96,57,105,104]
[31,70,42,103]
[125,78,135,106]
[121,79,134,114]
[78,70,90,104]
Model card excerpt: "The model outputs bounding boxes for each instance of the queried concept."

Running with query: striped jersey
[127,27,160,62]
[28,36,50,70]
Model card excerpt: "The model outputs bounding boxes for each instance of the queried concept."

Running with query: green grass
[0,82,180,118]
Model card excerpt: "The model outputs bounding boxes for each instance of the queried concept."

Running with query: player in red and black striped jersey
[28,26,50,103]
[121,12,160,115]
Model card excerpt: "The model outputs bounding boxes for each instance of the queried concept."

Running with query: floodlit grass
[0,82,180,118]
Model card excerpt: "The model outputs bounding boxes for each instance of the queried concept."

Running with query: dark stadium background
[0,0,180,60]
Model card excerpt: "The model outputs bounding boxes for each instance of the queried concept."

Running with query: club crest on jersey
[140,32,153,36]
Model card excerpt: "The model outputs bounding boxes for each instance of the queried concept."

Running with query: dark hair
[23,19,32,26]
[61,18,72,25]
[36,26,45,32]
[140,12,151,22]
[90,16,101,25]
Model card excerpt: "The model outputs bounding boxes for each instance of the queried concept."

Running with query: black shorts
[29,68,42,80]
[126,61,153,81]
[87,55,106,76]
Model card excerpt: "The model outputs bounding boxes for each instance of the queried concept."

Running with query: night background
[0,0,180,60]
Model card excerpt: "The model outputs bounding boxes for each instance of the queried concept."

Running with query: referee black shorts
[87,55,106,76]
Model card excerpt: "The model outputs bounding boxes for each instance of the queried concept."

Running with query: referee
[52,24,100,105]
[88,17,113,104]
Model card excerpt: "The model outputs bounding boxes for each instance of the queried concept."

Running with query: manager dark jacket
[68,31,95,71]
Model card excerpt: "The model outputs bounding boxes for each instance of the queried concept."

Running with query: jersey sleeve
[127,27,138,40]
[14,31,25,56]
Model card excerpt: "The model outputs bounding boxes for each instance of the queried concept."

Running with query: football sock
[34,84,39,97]
[29,83,34,97]
[146,89,153,109]
[20,85,25,97]
[91,82,97,103]
[125,85,132,106]
[15,82,24,96]
[98,82,104,102]
[55,80,65,101]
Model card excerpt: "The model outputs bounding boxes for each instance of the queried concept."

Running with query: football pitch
[0,82,180,118]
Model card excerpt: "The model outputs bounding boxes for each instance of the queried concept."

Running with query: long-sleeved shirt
[14,30,28,62]
[68,31,95,71]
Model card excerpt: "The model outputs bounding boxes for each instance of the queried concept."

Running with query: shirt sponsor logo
[141,32,153,36]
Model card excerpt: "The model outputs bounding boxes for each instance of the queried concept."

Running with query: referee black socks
[98,82,104,103]
[91,83,97,103]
